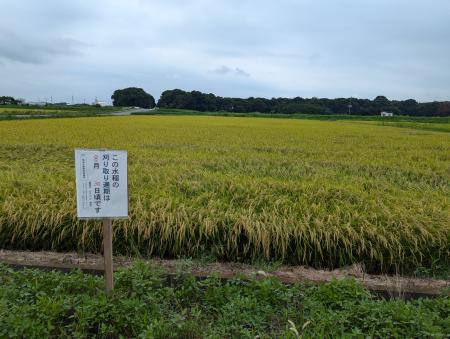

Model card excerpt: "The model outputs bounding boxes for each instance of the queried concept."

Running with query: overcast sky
[1,0,449,104]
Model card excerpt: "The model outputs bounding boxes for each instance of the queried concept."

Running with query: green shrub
[1,264,449,338]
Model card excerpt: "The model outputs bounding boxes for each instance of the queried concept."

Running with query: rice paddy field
[0,115,449,273]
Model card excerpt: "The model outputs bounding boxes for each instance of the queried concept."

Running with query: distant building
[28,101,47,106]
[93,99,108,107]
[380,111,394,117]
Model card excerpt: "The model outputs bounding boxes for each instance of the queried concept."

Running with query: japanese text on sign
[75,149,128,218]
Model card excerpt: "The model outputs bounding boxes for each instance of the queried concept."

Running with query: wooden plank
[102,218,114,296]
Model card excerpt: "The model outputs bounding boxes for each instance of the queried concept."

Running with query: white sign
[75,149,128,219]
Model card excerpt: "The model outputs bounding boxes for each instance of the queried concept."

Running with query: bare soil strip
[0,250,448,297]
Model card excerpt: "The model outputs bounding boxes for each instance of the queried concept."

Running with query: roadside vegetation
[0,116,448,274]
[0,263,449,338]
[0,105,124,119]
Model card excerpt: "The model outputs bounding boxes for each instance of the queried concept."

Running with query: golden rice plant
[0,116,448,272]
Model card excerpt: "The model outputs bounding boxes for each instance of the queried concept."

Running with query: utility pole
[348,97,352,115]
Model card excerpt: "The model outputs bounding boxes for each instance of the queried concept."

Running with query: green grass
[136,108,450,124]
[0,116,449,273]
[0,105,124,119]
[0,263,448,338]
[376,121,450,133]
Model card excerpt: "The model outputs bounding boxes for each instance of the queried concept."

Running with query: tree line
[157,89,450,116]
[0,96,21,105]
[3,89,449,116]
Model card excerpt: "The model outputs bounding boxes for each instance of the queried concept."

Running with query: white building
[93,99,108,107]
[28,101,47,106]
[380,111,394,117]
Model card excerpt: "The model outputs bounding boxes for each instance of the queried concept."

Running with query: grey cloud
[0,0,449,102]
[235,68,250,77]
[0,30,85,64]
[212,66,250,77]
[213,65,233,74]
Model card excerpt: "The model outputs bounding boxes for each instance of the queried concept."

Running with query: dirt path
[106,108,152,115]
[0,250,448,297]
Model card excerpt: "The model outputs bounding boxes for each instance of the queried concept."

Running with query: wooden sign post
[75,149,128,296]
[102,218,114,295]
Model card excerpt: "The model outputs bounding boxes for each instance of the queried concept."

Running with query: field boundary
[0,250,448,297]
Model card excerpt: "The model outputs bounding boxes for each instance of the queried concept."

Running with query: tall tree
[0,96,18,105]
[111,87,155,108]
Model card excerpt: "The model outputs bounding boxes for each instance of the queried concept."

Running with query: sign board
[75,149,128,219]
